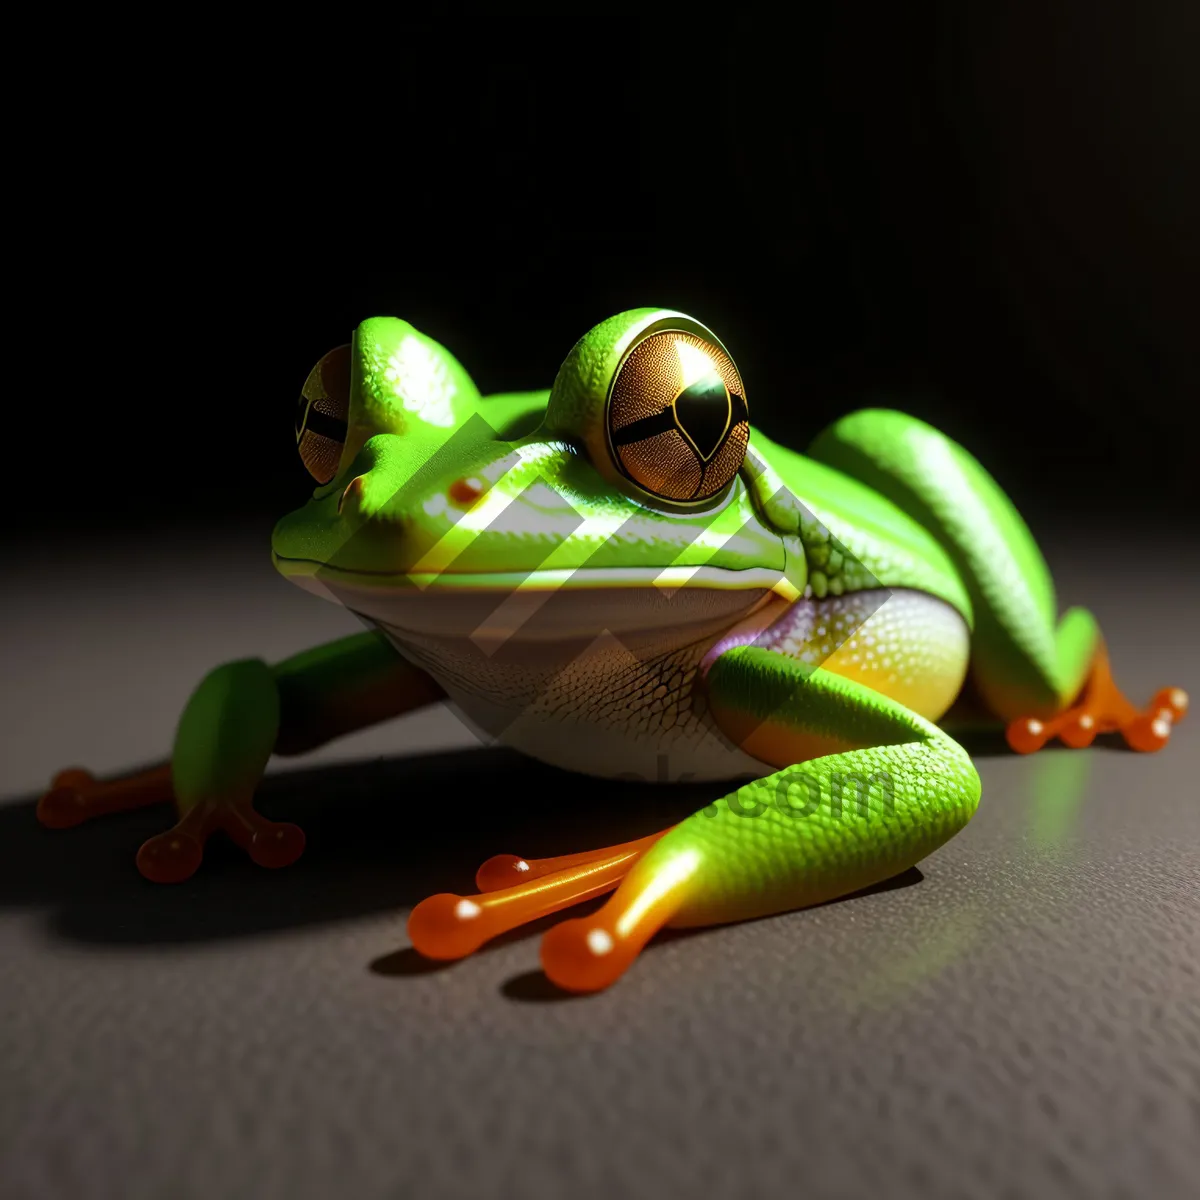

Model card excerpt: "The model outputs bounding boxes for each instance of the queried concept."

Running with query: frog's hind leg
[807,409,1188,753]
[407,830,669,959]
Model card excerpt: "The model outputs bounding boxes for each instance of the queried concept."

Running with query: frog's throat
[272,555,792,643]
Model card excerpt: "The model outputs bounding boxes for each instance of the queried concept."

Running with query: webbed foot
[38,764,304,883]
[136,799,305,883]
[1006,642,1188,754]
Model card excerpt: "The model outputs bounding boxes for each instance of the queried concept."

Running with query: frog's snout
[334,475,415,537]
[334,470,480,525]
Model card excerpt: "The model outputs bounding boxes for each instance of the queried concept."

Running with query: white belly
[376,623,775,785]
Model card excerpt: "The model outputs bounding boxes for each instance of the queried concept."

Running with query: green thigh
[807,409,1096,719]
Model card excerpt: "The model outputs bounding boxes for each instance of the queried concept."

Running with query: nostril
[338,475,365,514]
[448,477,485,509]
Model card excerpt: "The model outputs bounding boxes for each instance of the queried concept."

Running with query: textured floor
[1,524,1197,1200]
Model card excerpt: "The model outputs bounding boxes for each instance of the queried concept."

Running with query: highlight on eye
[605,330,749,504]
[296,345,351,484]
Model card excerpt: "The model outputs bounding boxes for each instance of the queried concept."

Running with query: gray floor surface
[2,525,1197,1200]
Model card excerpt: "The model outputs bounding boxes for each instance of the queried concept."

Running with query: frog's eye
[606,330,749,504]
[296,345,351,484]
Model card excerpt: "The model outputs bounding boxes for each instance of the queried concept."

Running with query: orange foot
[37,765,304,883]
[407,829,671,962]
[1006,642,1188,754]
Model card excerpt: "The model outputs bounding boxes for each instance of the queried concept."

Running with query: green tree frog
[39,309,1188,993]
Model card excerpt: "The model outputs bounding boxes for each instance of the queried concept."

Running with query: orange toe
[136,831,205,883]
[408,847,645,961]
[38,765,173,829]
[474,830,671,892]
[219,807,306,869]
[1152,686,1189,723]
[539,845,700,993]
[540,916,646,993]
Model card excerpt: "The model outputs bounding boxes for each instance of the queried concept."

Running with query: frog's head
[271,309,802,644]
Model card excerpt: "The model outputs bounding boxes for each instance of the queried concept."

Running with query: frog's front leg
[533,647,981,992]
[37,631,443,882]
[405,646,981,990]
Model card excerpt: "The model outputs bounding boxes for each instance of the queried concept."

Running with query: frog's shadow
[0,737,1019,981]
[0,747,727,950]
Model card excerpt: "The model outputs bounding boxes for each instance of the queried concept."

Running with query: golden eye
[296,344,351,484]
[606,330,749,504]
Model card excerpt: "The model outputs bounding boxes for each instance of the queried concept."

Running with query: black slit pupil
[298,402,348,445]
[674,370,731,460]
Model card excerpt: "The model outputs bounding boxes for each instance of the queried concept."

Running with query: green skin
[171,308,1101,973]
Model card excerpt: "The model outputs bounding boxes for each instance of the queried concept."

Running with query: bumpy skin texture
[660,647,981,929]
[776,445,972,618]
[40,310,1182,992]
[804,410,1097,719]
[273,310,787,585]
[577,409,1088,962]
[533,400,1112,989]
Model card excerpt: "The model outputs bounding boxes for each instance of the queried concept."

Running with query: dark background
[23,4,1199,539]
[6,10,1199,1199]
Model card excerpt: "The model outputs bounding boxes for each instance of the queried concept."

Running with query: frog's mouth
[272,554,791,643]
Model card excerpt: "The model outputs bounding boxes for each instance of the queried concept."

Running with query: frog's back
[752,426,974,626]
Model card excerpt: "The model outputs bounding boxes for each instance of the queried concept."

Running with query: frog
[38,308,1188,993]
